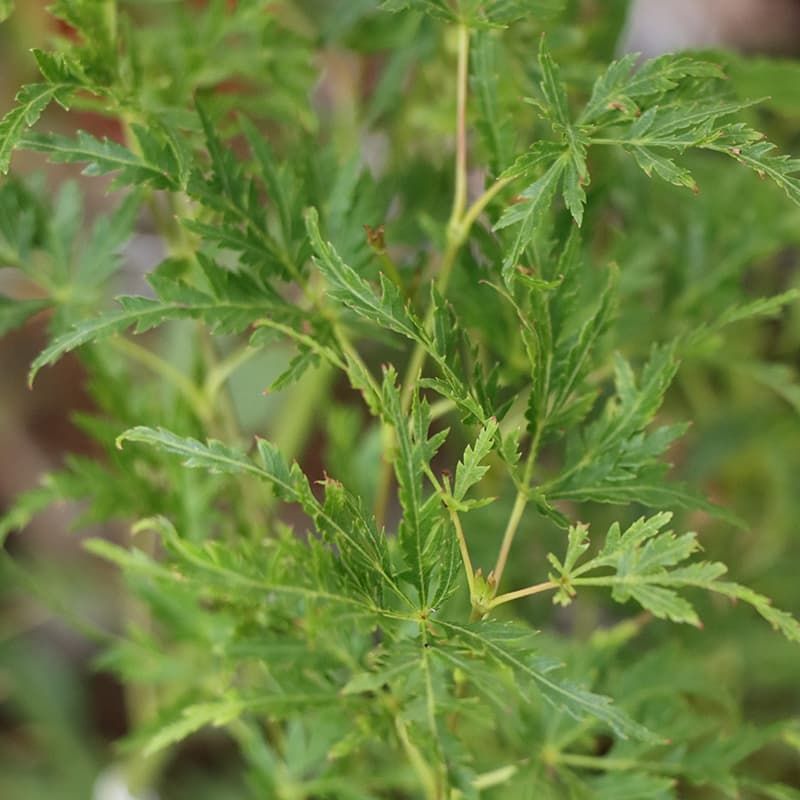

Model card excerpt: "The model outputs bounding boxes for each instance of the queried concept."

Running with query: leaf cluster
[1,2,800,798]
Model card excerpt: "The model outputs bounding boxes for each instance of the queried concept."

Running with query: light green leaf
[537,35,570,128]
[29,291,279,385]
[0,84,72,173]
[452,417,498,505]
[438,619,660,742]
[19,129,180,190]
[543,345,703,516]
[708,125,800,207]
[118,427,258,476]
[590,772,676,800]
[380,368,452,608]
[497,155,566,283]
[580,54,725,124]
[305,207,423,343]
[119,429,408,608]
[548,513,800,641]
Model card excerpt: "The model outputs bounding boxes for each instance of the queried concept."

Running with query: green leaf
[380,0,453,20]
[118,429,408,608]
[31,48,85,85]
[144,694,341,757]
[545,262,618,433]
[628,144,698,191]
[530,37,589,225]
[305,207,423,343]
[590,772,676,800]
[708,288,800,332]
[705,581,800,644]
[18,130,180,190]
[29,289,279,385]
[144,698,246,756]
[536,35,570,128]
[549,513,800,641]
[0,0,14,23]
[452,417,498,506]
[550,473,740,527]
[118,427,257,476]
[316,476,396,606]
[708,124,800,207]
[29,299,178,385]
[194,100,247,206]
[74,191,141,288]
[381,368,454,608]
[547,522,589,603]
[496,155,566,283]
[483,0,565,24]
[240,115,294,247]
[438,620,659,742]
[543,344,713,517]
[381,0,564,24]
[580,54,725,125]
[0,84,72,173]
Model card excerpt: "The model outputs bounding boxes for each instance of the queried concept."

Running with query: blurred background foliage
[1,1,799,798]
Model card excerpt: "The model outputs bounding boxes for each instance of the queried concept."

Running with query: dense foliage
[1,1,800,798]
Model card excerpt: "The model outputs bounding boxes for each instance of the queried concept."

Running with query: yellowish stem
[490,580,557,609]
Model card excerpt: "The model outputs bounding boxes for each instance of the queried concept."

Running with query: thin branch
[449,23,470,231]
[489,580,557,609]
[447,504,476,597]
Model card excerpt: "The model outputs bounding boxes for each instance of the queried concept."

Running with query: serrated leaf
[381,0,563,24]
[452,418,498,504]
[438,620,660,742]
[530,37,590,225]
[710,288,800,331]
[708,126,800,207]
[118,427,256,475]
[543,344,701,515]
[550,513,800,641]
[195,100,245,205]
[546,262,617,429]
[118,429,407,608]
[29,289,280,385]
[305,207,423,343]
[629,146,698,191]
[580,54,725,125]
[547,522,589,603]
[497,155,566,283]
[240,115,294,247]
[381,368,453,608]
[18,130,179,190]
[0,84,72,173]
[483,0,565,24]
